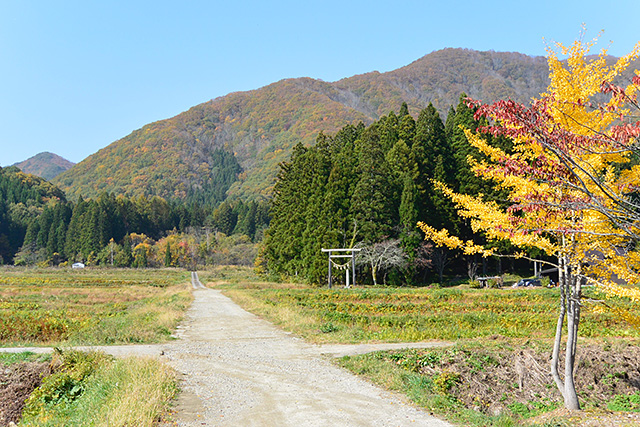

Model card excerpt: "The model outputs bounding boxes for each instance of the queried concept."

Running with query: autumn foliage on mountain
[0,164,269,266]
[13,152,75,180]
[53,49,554,204]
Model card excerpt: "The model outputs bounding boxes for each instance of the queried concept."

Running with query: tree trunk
[551,273,566,393]
[433,247,447,283]
[551,254,581,410]
[564,287,581,410]
[564,266,582,410]
[371,264,378,286]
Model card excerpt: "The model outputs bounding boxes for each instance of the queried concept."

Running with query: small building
[72,262,85,269]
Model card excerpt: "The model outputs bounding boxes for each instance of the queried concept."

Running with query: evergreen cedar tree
[0,166,66,264]
[0,164,269,266]
[418,36,640,410]
[263,99,498,285]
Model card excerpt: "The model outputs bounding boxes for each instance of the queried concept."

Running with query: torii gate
[321,248,361,289]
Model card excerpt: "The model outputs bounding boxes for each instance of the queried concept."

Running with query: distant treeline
[2,95,529,279]
[262,98,515,285]
[0,165,268,267]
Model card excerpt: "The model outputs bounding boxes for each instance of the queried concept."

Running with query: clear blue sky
[2,0,639,166]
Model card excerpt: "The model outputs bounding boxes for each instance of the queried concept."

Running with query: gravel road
[162,284,452,426]
[0,277,452,426]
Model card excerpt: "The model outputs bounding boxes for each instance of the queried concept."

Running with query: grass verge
[19,349,177,427]
[337,339,640,426]
[0,351,50,366]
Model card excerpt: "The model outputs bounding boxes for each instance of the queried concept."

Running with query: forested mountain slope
[13,152,75,180]
[54,49,552,202]
[0,166,66,263]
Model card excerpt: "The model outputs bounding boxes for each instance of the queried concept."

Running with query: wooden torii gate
[321,248,361,289]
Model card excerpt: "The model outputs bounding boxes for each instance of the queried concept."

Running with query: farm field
[218,278,640,344]
[0,267,193,346]
[2,266,639,426]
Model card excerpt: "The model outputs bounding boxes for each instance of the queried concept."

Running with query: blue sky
[1,0,639,166]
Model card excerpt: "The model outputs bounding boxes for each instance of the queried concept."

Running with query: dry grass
[0,267,193,346]
[19,351,177,427]
[93,357,177,427]
[220,285,640,344]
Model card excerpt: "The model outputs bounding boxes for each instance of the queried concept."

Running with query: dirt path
[161,286,451,426]
[0,280,452,426]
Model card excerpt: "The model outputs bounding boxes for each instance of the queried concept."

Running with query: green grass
[0,267,193,346]
[19,349,177,427]
[0,351,50,365]
[216,273,640,426]
[0,267,188,425]
[336,341,640,427]
[199,264,290,288]
[337,349,519,426]
[5,266,638,426]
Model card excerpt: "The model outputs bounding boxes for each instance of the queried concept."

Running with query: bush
[433,370,461,395]
[468,280,483,289]
[487,278,503,288]
[23,350,111,416]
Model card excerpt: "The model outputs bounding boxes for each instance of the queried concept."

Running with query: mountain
[0,165,67,263]
[13,152,75,180]
[54,48,553,202]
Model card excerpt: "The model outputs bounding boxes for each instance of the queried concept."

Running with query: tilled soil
[439,342,640,416]
[161,287,452,426]
[0,362,51,426]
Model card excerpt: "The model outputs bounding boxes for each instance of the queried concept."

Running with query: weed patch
[19,349,177,427]
[607,393,640,412]
[0,267,192,346]
[223,286,640,343]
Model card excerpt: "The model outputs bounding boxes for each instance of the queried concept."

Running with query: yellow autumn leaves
[418,33,640,305]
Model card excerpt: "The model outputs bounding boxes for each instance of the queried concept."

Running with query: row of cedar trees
[262,99,519,285]
[0,167,66,263]
[0,165,269,267]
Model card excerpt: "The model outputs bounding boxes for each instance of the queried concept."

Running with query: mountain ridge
[53,48,556,202]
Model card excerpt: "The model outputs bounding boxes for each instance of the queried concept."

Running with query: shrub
[23,350,111,417]
[433,370,461,394]
[468,280,483,289]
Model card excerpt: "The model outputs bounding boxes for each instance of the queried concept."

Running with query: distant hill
[54,48,555,202]
[0,165,67,262]
[14,152,75,180]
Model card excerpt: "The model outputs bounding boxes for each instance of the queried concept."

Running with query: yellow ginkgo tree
[418,34,640,410]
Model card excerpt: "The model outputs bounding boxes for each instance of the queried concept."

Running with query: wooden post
[328,250,332,289]
[351,250,356,287]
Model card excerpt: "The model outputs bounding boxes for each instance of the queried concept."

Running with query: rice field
[0,267,192,346]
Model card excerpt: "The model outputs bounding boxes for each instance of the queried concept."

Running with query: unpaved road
[0,279,452,426]
[161,286,451,426]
